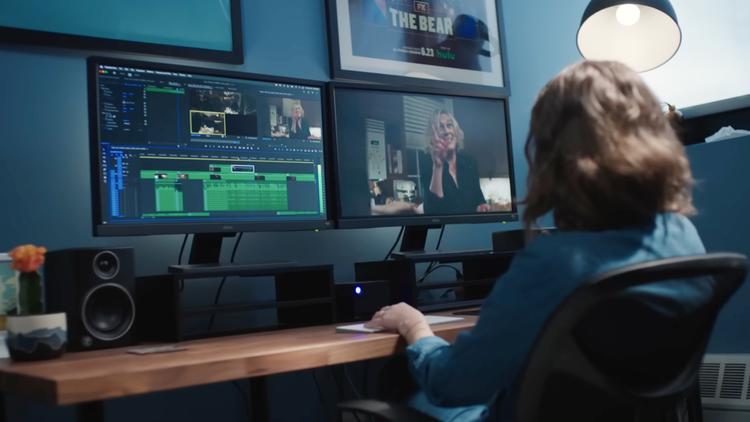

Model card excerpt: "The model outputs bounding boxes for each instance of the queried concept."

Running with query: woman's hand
[430,125,447,168]
[371,201,417,215]
[494,201,512,212]
[364,303,434,344]
[476,204,491,212]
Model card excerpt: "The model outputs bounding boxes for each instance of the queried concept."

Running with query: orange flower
[8,245,47,273]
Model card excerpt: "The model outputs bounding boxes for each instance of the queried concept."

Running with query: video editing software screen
[92,61,328,232]
[333,88,513,221]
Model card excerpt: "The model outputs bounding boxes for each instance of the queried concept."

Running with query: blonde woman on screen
[420,109,489,215]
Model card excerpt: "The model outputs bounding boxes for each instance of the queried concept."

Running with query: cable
[330,366,367,422]
[231,381,251,422]
[343,365,363,399]
[230,232,244,262]
[312,369,335,422]
[178,234,189,292]
[422,225,446,279]
[362,360,370,398]
[435,225,445,250]
[178,234,189,265]
[384,226,405,261]
[417,264,462,284]
[207,233,244,332]
[333,366,344,400]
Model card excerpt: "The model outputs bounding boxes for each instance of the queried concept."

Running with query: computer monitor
[329,82,518,229]
[88,57,333,236]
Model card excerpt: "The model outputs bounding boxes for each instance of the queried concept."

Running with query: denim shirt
[407,213,711,422]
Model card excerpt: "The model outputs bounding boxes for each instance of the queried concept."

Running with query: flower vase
[17,270,44,315]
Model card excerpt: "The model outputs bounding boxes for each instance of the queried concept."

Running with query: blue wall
[687,136,750,353]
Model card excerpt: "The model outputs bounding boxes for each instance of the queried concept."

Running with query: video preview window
[264,98,323,140]
[335,89,512,218]
[189,89,258,137]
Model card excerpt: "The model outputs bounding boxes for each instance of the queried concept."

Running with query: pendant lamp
[577,0,682,72]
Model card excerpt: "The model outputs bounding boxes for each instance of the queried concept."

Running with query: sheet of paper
[336,315,464,334]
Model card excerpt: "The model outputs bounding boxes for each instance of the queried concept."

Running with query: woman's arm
[463,158,487,210]
[429,164,444,198]
[406,248,565,408]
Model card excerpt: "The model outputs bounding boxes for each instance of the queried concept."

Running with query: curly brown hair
[523,61,695,232]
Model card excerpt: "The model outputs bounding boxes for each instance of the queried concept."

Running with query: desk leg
[250,376,270,422]
[77,401,104,422]
[0,392,6,422]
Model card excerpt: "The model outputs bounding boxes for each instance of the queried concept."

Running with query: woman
[287,103,311,139]
[365,61,710,422]
[420,109,490,215]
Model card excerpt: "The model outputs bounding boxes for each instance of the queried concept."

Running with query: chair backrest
[514,253,748,422]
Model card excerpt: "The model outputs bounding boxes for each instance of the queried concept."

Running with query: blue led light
[355,286,362,295]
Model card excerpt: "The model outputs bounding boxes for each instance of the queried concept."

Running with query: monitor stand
[399,225,442,253]
[390,225,493,261]
[170,233,297,273]
[188,233,236,265]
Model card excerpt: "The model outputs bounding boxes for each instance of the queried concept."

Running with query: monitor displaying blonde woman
[331,88,514,219]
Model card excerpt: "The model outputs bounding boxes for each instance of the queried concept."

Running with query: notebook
[336,315,464,334]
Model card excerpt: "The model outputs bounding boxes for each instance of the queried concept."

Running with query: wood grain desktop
[0,310,478,406]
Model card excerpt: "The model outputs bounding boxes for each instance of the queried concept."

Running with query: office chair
[339,253,748,422]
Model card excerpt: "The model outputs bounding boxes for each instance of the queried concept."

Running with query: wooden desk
[0,310,477,422]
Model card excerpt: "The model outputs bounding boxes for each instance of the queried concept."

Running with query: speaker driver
[93,251,120,280]
[82,283,135,341]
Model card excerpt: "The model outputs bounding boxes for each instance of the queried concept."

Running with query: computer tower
[45,247,137,352]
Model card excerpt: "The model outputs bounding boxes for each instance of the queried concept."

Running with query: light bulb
[616,4,641,26]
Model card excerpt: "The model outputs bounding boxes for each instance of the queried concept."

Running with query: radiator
[700,354,750,412]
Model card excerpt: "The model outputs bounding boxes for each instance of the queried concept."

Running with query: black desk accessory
[168,261,298,275]
[335,280,391,322]
[354,250,517,313]
[391,249,494,261]
[137,263,335,342]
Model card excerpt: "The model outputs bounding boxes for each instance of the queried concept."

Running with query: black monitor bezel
[0,0,243,64]
[328,81,519,230]
[88,56,334,237]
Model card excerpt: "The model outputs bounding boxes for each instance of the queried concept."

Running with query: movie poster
[334,0,504,88]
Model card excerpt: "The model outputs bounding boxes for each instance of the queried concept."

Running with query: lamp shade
[577,0,682,72]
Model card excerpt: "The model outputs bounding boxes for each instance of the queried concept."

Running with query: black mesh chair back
[514,253,748,422]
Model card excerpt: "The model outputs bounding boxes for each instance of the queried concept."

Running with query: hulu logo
[437,50,455,60]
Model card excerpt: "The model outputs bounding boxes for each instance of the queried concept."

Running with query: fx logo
[414,1,429,13]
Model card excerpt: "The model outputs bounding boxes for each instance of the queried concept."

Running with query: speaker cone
[82,283,135,341]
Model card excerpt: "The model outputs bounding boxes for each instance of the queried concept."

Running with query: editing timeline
[95,65,327,225]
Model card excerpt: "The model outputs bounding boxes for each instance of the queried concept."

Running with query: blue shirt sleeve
[406,246,566,408]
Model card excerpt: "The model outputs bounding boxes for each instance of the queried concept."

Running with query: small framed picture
[0,254,16,331]
[326,0,510,94]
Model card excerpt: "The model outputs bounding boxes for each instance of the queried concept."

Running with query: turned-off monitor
[331,83,518,229]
